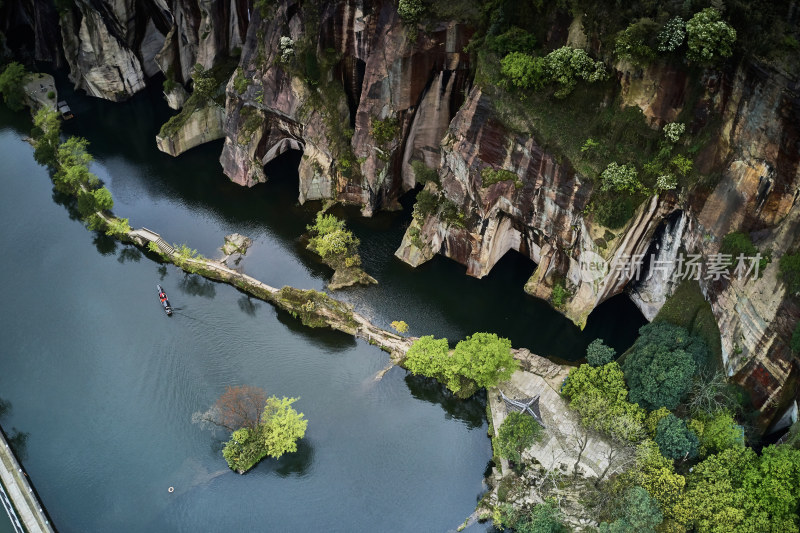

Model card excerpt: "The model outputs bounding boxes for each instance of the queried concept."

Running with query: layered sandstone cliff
[218,0,472,214]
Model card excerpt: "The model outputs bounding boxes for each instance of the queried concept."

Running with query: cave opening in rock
[583,293,648,357]
[489,247,538,280]
[263,146,304,200]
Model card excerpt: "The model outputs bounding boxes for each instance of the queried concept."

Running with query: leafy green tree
[614,19,658,65]
[562,362,645,441]
[494,411,542,465]
[739,445,800,532]
[645,407,671,438]
[686,8,737,64]
[57,136,93,166]
[220,394,307,472]
[404,333,517,396]
[0,62,27,111]
[670,155,693,178]
[698,411,743,457]
[543,46,606,98]
[487,27,536,56]
[623,322,708,411]
[673,446,753,531]
[105,217,132,237]
[674,444,800,532]
[586,338,615,366]
[600,162,640,193]
[500,52,547,90]
[260,396,307,459]
[397,0,424,24]
[512,499,569,533]
[31,107,61,168]
[452,332,518,390]
[306,211,359,265]
[792,322,800,353]
[779,252,800,294]
[657,16,686,52]
[622,440,686,513]
[599,486,663,533]
[404,335,452,384]
[655,414,699,460]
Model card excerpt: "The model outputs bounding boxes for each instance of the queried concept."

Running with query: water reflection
[177,273,216,299]
[273,439,314,478]
[237,296,260,316]
[404,375,486,430]
[0,398,29,460]
[92,232,117,256]
[117,246,142,264]
[274,310,358,353]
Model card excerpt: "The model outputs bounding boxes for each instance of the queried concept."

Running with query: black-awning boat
[157,284,173,316]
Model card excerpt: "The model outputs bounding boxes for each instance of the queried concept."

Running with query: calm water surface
[0,78,645,532]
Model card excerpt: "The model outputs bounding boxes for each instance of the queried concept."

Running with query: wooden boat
[157,284,173,316]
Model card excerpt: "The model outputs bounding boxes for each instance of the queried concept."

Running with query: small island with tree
[305,211,377,290]
[198,385,308,474]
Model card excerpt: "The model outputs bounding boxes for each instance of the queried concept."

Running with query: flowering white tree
[686,8,736,63]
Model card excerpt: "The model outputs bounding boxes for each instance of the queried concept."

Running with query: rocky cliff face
[395,57,800,426]
[218,0,472,213]
[6,0,249,101]
[155,102,225,156]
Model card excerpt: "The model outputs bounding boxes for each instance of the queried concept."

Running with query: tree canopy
[674,445,800,532]
[562,362,645,442]
[0,62,27,111]
[685,8,737,64]
[32,107,61,168]
[655,414,699,460]
[599,486,663,533]
[623,322,708,411]
[404,333,517,397]
[586,338,616,367]
[494,411,542,465]
[218,391,308,473]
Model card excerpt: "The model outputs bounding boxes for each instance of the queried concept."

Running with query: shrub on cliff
[614,18,659,65]
[780,252,800,295]
[686,8,737,64]
[500,46,606,98]
[600,162,640,193]
[486,26,536,56]
[500,52,547,91]
[657,16,686,52]
[544,46,607,98]
[398,0,424,24]
[0,61,27,111]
